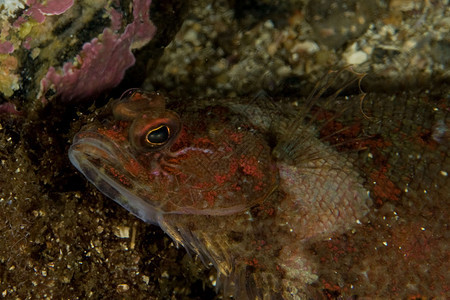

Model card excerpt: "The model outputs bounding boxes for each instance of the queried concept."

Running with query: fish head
[69,90,278,224]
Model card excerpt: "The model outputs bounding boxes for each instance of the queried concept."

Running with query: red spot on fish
[265,207,274,216]
[245,257,259,267]
[214,174,227,184]
[239,156,263,179]
[193,182,212,189]
[193,137,214,146]
[370,166,401,205]
[322,279,344,299]
[108,167,131,187]
[124,159,142,177]
[413,127,438,150]
[98,127,127,142]
[252,239,266,251]
[226,129,244,144]
[204,190,218,207]
[213,159,239,185]
[231,183,241,191]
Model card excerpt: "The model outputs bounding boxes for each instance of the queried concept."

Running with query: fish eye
[129,111,181,151]
[146,125,171,146]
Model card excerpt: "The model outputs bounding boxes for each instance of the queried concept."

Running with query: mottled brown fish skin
[308,90,449,298]
[69,84,449,299]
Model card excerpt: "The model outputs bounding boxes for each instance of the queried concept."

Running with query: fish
[68,70,449,299]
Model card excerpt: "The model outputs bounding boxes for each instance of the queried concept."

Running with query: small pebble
[345,51,368,65]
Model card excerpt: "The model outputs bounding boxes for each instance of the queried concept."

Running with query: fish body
[69,82,448,298]
[69,85,371,298]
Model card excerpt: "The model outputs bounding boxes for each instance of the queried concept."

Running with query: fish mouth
[68,129,161,225]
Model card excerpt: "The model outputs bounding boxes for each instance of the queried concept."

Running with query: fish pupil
[146,125,170,145]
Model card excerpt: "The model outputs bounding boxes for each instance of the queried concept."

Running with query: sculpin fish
[69,73,449,298]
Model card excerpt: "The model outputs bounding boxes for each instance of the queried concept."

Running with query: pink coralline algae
[2,0,74,53]
[0,0,156,102]
[0,102,21,115]
[39,0,156,102]
[0,41,14,54]
[23,0,74,24]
